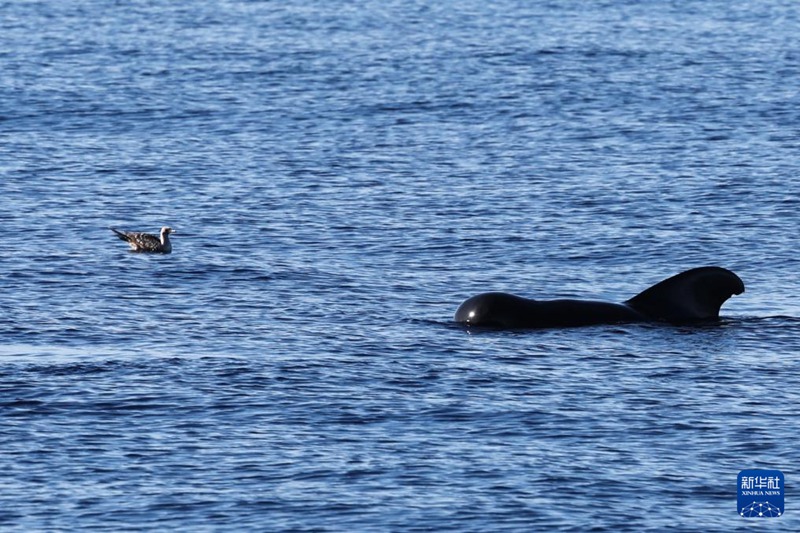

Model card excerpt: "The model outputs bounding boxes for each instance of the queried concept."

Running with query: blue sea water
[2,0,800,530]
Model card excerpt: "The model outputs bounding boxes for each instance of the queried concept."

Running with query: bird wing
[126,232,162,251]
[111,228,162,251]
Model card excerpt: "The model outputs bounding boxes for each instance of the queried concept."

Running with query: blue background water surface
[2,1,800,531]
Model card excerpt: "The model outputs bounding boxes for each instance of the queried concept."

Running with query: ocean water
[2,0,800,530]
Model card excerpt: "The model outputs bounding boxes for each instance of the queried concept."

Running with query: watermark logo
[738,469,784,518]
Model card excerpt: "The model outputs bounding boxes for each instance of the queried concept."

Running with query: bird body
[111,227,175,253]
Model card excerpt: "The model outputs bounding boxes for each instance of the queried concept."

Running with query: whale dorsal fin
[625,267,744,322]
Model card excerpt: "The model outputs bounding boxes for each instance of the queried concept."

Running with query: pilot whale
[454,267,744,329]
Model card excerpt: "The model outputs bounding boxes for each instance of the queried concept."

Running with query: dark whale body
[454,267,744,329]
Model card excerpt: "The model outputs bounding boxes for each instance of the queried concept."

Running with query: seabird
[111,226,175,253]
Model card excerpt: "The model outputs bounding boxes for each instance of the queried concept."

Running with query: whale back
[624,266,744,323]
[454,293,643,328]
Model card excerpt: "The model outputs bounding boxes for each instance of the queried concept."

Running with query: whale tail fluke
[625,266,744,323]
